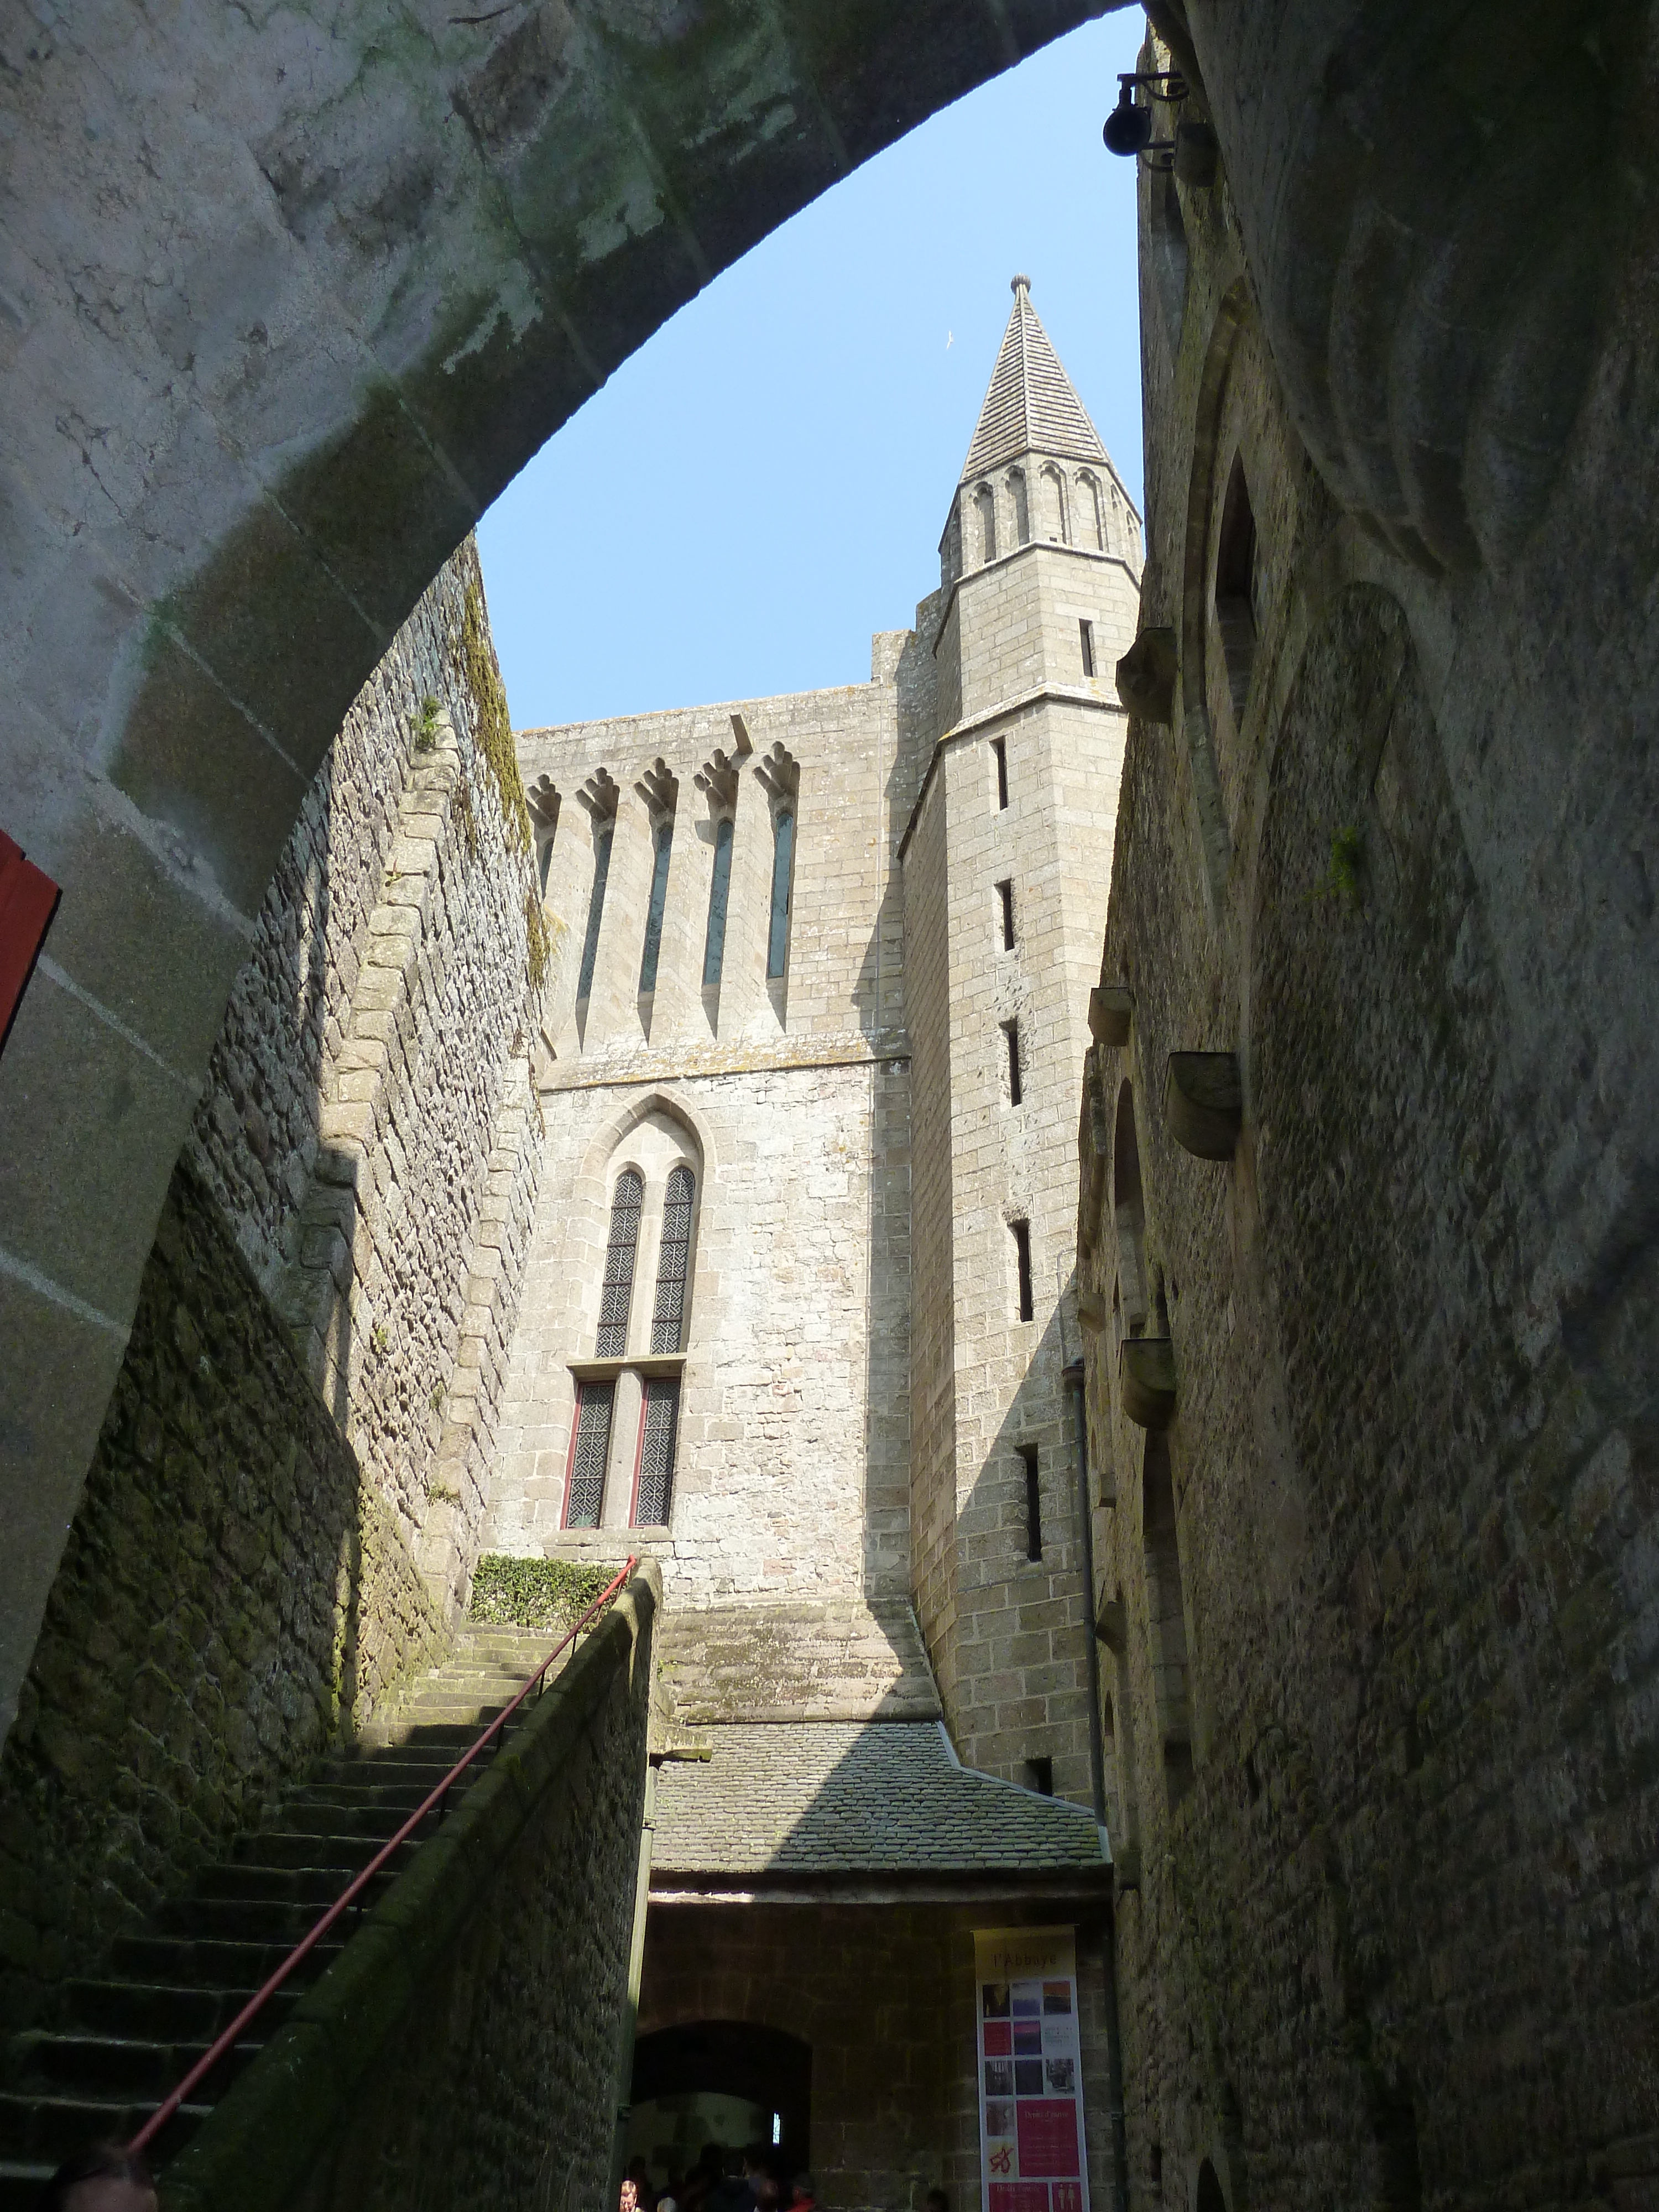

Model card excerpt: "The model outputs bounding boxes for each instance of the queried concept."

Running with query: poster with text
[973,1927,1089,2212]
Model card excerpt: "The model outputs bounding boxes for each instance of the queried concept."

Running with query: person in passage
[36,2147,157,2212]
[658,2171,684,2212]
[705,2146,752,2212]
[625,2157,658,2212]
[786,2172,816,2212]
[742,2147,780,2212]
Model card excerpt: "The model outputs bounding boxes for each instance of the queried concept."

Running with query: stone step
[0,2157,53,2212]
[0,1627,563,2191]
[0,2089,207,2169]
[194,1855,411,1908]
[60,1979,301,2045]
[9,2030,264,2105]
[153,1885,393,1946]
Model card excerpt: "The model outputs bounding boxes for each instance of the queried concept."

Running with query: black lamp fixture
[1102,70,1187,163]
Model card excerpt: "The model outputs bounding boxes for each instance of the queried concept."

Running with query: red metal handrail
[128,1556,639,2157]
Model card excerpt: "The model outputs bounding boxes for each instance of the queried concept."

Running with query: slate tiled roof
[652,1721,1107,1877]
[961,276,1110,483]
[655,1599,942,1725]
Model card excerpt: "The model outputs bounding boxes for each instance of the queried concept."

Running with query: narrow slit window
[1011,1218,1034,1322]
[992,737,1009,811]
[595,1169,643,1356]
[767,808,795,980]
[1079,619,1096,678]
[1024,1755,1055,1797]
[576,827,613,1002]
[703,817,734,988]
[997,879,1015,951]
[1214,451,1259,721]
[565,1381,615,1530]
[638,820,674,994]
[1003,1020,1023,1107]
[1019,1443,1042,1561]
[651,1165,695,1353]
[634,1376,680,1526]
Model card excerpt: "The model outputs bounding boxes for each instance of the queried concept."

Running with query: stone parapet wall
[0,1160,442,2031]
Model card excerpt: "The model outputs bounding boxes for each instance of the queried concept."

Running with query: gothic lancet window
[651,1165,695,1353]
[565,1381,615,1528]
[639,820,674,994]
[766,811,795,980]
[634,1376,681,1526]
[703,818,734,988]
[596,1168,644,1355]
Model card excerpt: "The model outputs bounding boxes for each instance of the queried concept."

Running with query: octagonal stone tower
[905,276,1142,1796]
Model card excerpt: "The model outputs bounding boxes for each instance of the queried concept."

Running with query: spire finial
[1011,273,1031,296]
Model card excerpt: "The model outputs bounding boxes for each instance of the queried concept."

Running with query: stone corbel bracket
[1120,1335,1177,1430]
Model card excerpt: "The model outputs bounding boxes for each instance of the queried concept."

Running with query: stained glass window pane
[596,1169,643,1356]
[651,1166,695,1353]
[566,1381,614,1529]
[634,1377,680,1527]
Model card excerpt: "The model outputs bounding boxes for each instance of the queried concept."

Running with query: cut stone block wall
[488,1055,911,1603]
[0,1160,442,2032]
[638,1900,1120,2212]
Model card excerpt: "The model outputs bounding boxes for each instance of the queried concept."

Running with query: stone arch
[975,481,999,565]
[1039,462,1069,543]
[0,3,1098,1725]
[1008,465,1031,545]
[1076,470,1106,551]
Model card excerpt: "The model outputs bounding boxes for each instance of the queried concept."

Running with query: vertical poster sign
[973,1927,1089,2212]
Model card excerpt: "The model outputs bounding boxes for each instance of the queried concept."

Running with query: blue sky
[477,11,1146,730]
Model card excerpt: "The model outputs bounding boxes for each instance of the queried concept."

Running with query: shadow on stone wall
[0,1159,443,2032]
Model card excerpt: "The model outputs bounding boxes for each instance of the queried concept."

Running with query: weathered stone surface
[0,0,1112,1738]
[0,1159,442,2032]
[1081,15,1659,2204]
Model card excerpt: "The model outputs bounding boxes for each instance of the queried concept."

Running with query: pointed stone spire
[959,275,1109,483]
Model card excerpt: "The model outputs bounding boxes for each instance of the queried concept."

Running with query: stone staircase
[0,1626,559,2210]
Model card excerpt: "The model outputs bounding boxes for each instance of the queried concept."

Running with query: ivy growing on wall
[469,1554,614,1630]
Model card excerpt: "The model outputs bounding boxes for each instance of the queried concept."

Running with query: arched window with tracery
[651,1165,695,1353]
[596,1168,643,1355]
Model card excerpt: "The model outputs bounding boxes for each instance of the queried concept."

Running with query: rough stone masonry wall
[639,1901,1119,2212]
[0,1161,440,2031]
[0,542,544,2028]
[164,1573,657,2212]
[189,538,546,1608]
[1080,31,1659,2212]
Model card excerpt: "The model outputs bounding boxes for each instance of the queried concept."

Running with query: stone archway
[0,0,1118,1726]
